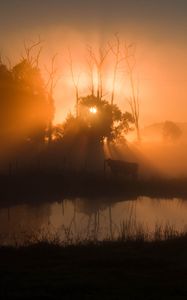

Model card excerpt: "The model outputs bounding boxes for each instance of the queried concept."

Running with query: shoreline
[0,174,187,206]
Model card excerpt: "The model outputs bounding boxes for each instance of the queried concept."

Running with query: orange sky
[46,29,187,126]
[1,0,187,127]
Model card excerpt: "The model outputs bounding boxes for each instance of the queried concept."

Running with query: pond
[0,196,187,245]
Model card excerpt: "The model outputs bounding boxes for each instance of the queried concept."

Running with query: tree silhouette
[0,63,13,143]
[109,33,122,106]
[57,95,134,144]
[45,54,58,144]
[162,121,182,142]
[124,43,140,142]
[88,45,110,100]
[12,59,50,143]
[0,58,50,148]
[68,48,81,118]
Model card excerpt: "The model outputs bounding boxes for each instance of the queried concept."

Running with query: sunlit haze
[1,2,187,297]
[1,0,187,126]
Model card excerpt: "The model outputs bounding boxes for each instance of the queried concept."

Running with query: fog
[2,30,187,127]
[0,0,187,179]
[1,34,187,179]
[139,126,187,178]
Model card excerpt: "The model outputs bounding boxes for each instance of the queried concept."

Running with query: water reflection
[0,197,187,245]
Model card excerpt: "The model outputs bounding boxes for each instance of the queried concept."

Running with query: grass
[1,173,187,298]
[1,223,187,299]
[1,220,187,247]
[1,232,187,299]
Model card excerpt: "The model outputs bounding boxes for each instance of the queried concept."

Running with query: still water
[0,197,187,245]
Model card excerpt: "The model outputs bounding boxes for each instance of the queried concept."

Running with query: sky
[1,0,187,126]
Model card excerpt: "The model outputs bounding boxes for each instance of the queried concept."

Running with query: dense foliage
[0,60,51,146]
[162,121,182,142]
[55,95,134,144]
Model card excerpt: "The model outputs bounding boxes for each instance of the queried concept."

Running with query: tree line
[0,36,141,171]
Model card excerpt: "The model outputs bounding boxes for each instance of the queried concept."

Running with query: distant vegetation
[0,37,186,180]
[162,121,182,142]
[0,37,138,175]
[143,121,184,142]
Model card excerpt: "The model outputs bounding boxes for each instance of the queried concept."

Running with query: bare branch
[123,42,141,141]
[109,33,121,105]
[86,44,95,96]
[67,47,81,117]
[45,53,59,144]
[90,44,110,99]
[23,37,43,66]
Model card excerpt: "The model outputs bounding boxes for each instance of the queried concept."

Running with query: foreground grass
[1,235,187,299]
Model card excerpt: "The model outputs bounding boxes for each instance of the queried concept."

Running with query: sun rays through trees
[0,36,139,173]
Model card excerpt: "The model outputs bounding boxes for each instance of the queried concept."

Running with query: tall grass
[1,220,187,247]
[118,221,183,242]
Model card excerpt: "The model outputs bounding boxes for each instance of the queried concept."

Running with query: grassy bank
[1,174,187,298]
[1,224,187,299]
[1,235,187,299]
[1,173,187,206]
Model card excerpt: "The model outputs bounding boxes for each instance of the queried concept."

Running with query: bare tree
[108,33,122,106]
[89,45,110,100]
[86,45,95,97]
[22,37,43,67]
[22,38,58,144]
[5,56,12,70]
[68,48,81,118]
[45,54,59,144]
[124,43,141,142]
[0,52,12,70]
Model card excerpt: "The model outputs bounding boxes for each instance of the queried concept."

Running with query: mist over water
[1,196,187,245]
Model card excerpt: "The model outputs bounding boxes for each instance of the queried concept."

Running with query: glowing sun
[89,107,97,114]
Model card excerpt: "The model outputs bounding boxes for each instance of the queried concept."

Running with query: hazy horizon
[1,0,187,126]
